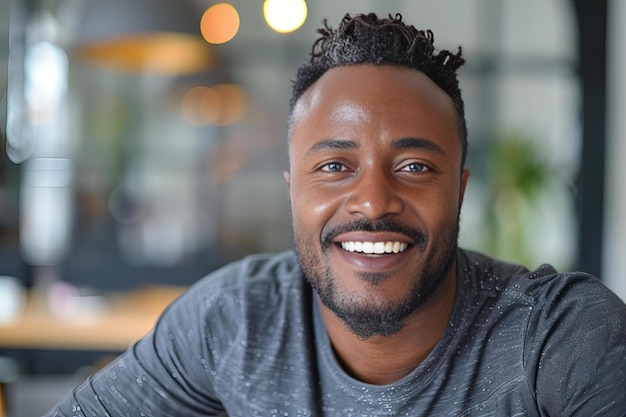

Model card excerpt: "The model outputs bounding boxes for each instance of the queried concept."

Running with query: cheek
[290,182,344,232]
[410,187,461,227]
[309,195,340,218]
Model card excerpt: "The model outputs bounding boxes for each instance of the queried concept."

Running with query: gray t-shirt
[45,249,626,416]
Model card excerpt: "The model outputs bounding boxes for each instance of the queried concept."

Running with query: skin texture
[285,64,470,384]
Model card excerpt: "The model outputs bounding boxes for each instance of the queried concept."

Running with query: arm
[44,287,227,416]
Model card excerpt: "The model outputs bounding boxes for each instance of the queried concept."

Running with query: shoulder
[457,249,626,413]
[178,250,300,296]
[457,248,625,313]
[457,248,626,366]
[154,250,304,338]
[459,250,626,414]
[171,249,303,314]
[150,249,309,362]
[526,268,626,413]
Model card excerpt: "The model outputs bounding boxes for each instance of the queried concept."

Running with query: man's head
[285,13,470,340]
[289,12,467,170]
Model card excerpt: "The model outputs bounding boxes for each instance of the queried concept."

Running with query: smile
[340,241,409,254]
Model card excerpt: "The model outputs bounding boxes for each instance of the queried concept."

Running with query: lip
[334,231,414,245]
[332,231,415,271]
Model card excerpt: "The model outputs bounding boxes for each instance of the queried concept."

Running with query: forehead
[290,65,459,148]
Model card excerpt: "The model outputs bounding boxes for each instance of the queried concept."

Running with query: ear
[458,168,470,210]
[283,170,291,189]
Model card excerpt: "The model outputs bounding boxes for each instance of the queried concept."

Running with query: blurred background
[0,0,624,414]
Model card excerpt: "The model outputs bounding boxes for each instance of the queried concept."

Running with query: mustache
[321,218,427,250]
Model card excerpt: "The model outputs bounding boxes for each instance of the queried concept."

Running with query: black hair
[289,13,468,169]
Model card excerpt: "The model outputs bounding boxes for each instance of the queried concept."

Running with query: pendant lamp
[72,0,213,75]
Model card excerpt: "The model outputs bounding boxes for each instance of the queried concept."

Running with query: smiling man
[46,13,626,417]
[286,64,468,383]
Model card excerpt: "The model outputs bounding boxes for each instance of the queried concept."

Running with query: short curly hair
[289,13,468,169]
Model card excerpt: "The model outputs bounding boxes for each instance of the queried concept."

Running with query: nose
[345,168,404,220]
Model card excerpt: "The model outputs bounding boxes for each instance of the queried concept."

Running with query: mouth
[339,241,410,254]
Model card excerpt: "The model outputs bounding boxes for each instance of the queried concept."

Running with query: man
[46,13,626,416]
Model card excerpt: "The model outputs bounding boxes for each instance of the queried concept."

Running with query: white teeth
[374,242,385,254]
[340,241,408,254]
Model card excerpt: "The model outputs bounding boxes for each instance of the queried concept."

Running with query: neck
[318,266,457,385]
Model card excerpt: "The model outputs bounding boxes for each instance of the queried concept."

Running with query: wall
[604,0,626,301]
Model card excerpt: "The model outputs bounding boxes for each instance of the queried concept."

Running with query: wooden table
[0,286,186,417]
[0,286,186,351]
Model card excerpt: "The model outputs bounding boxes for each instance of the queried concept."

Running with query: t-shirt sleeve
[526,272,626,416]
[43,277,236,417]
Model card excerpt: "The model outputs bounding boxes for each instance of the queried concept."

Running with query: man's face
[286,65,469,339]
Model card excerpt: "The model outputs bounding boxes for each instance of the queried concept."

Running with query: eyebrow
[304,137,445,157]
[391,137,445,155]
[305,139,358,156]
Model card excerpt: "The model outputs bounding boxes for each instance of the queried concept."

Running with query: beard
[294,216,460,340]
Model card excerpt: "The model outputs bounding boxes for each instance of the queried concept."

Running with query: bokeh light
[200,3,240,44]
[181,86,221,125]
[180,84,247,126]
[263,0,307,34]
[213,84,247,125]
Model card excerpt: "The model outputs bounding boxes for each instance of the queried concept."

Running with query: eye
[320,162,348,172]
[399,162,429,173]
